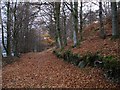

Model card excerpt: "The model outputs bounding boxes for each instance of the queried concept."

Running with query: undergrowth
[53,49,120,83]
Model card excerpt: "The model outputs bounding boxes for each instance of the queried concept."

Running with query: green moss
[103,56,120,83]
[81,52,101,67]
[103,56,116,69]
[111,35,120,40]
[53,49,120,83]
[53,50,63,58]
[70,53,81,66]
[63,50,73,62]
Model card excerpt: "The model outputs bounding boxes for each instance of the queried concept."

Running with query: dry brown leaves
[2,50,120,88]
[67,22,119,57]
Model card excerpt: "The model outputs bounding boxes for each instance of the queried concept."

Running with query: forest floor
[2,49,120,88]
[65,22,120,58]
[2,18,120,88]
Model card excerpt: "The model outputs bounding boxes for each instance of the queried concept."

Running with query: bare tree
[111,1,118,37]
[0,3,7,53]
[13,1,19,56]
[6,1,11,56]
[62,2,67,46]
[79,1,83,41]
[54,2,63,48]
[99,0,106,39]
[73,1,79,46]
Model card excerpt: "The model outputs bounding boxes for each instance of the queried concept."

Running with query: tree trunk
[63,2,67,46]
[70,1,79,46]
[111,2,118,37]
[80,1,83,41]
[70,2,76,46]
[13,1,19,57]
[74,1,79,46]
[0,4,7,53]
[118,1,120,11]
[99,1,106,39]
[23,3,30,52]
[6,1,11,56]
[54,2,62,49]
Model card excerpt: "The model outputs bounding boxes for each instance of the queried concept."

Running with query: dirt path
[2,50,120,88]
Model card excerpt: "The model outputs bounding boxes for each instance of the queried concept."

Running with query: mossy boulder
[103,56,120,83]
[78,60,87,68]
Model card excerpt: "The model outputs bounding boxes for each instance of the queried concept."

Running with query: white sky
[1,0,120,2]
